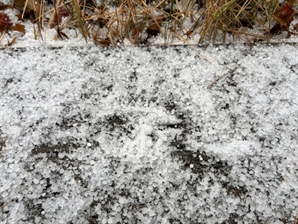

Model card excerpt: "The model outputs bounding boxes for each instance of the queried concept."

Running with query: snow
[1,30,298,223]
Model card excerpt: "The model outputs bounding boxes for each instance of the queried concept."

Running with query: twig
[0,203,5,210]
[207,66,238,89]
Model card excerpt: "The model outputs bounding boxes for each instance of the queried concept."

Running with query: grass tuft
[0,0,297,45]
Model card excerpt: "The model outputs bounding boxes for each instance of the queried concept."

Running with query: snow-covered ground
[0,43,298,223]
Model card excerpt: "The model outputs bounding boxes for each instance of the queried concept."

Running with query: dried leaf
[270,3,295,35]
[56,5,70,23]
[14,0,42,21]
[146,23,160,36]
[273,3,295,27]
[14,0,30,13]
[0,4,14,10]
[146,15,163,37]
[93,37,111,46]
[186,29,193,38]
[6,36,17,46]
[0,12,13,32]
[56,28,69,40]
[0,12,26,34]
[12,23,26,33]
[287,0,297,6]
[269,23,284,34]
[155,15,164,25]
[13,0,25,11]
[49,3,71,28]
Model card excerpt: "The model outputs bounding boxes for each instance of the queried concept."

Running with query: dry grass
[3,0,297,45]
[295,212,298,224]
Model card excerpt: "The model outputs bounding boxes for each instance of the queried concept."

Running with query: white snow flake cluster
[0,45,298,223]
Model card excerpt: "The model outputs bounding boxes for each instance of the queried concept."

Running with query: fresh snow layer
[0,44,298,223]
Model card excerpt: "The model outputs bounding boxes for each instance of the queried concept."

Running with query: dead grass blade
[8,0,292,45]
[71,0,89,40]
[207,66,238,89]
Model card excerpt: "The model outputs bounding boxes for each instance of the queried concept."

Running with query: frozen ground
[0,44,298,223]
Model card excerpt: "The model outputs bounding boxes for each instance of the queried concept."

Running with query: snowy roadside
[0,44,298,223]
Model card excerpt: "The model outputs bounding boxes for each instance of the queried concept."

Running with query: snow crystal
[0,44,298,223]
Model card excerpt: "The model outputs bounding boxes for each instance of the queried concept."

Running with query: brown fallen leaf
[146,15,164,37]
[14,0,29,13]
[49,3,71,28]
[0,12,26,35]
[56,28,69,40]
[186,29,194,38]
[146,23,160,37]
[287,0,297,7]
[270,3,295,35]
[93,37,111,46]
[6,36,17,46]
[12,23,25,33]
[14,0,42,22]
[0,4,14,10]
[0,12,13,33]
[273,3,295,27]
